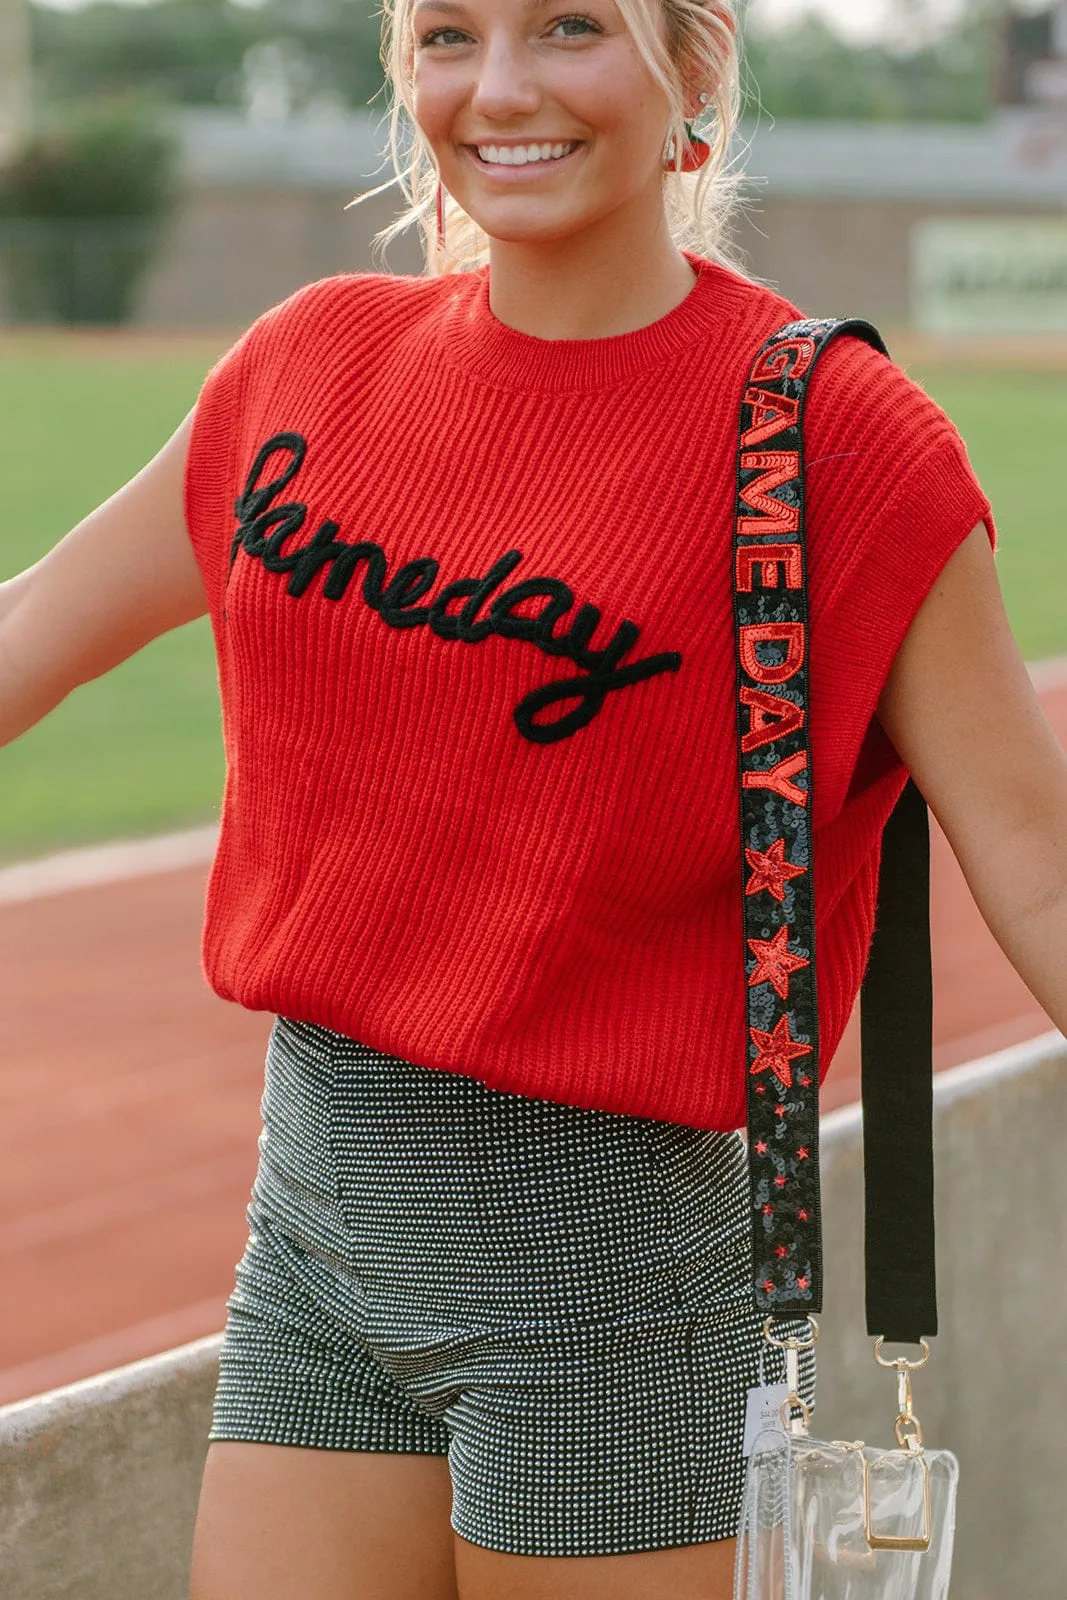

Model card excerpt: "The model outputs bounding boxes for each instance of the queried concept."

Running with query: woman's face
[410,0,675,249]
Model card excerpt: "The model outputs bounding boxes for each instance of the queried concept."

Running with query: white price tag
[742,1383,790,1457]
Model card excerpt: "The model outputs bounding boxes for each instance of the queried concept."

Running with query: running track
[1,662,1064,1408]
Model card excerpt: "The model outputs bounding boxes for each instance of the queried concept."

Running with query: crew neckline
[431,252,745,394]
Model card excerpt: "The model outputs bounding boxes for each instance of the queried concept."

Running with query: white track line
[0,825,218,905]
[2,659,1065,907]
[0,1302,225,1414]
[1028,654,1067,692]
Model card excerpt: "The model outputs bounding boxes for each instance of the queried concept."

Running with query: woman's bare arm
[0,408,207,750]
[876,523,1067,1038]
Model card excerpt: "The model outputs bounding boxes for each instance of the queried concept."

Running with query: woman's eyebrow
[414,0,556,13]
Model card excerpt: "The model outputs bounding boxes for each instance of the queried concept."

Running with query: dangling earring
[679,124,712,171]
[666,91,712,173]
[436,181,446,252]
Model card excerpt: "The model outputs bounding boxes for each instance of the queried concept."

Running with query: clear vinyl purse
[728,321,959,1600]
[734,1330,958,1600]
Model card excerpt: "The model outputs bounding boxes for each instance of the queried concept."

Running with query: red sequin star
[750,1016,813,1090]
[755,1140,769,1155]
[776,1245,789,1259]
[747,926,810,1000]
[745,838,806,903]
[798,1209,809,1222]
[774,1104,788,1118]
[797,1147,810,1161]
[775,1175,788,1189]
[763,1204,774,1216]
[797,1276,810,1292]
[762,1279,776,1295]
[799,1075,812,1088]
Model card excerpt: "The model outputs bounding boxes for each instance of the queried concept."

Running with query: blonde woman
[3,0,1065,1596]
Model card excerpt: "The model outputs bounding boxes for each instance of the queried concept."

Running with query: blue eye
[416,13,600,49]
[417,27,469,47]
[551,14,600,35]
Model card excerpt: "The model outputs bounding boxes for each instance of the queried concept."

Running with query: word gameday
[227,431,682,745]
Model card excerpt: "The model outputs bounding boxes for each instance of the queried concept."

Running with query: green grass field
[909,366,1067,662]
[0,343,227,864]
[1,339,1065,865]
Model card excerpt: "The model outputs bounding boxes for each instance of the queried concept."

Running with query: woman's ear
[679,4,735,115]
[710,1,737,35]
[684,89,712,122]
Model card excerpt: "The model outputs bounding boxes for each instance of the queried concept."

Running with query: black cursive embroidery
[229,432,683,744]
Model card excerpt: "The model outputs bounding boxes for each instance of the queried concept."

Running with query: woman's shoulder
[804,326,969,498]
[240,269,458,359]
[190,268,463,422]
[696,261,933,422]
[702,260,969,485]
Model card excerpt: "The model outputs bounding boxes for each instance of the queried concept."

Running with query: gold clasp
[873,1336,931,1456]
[764,1316,819,1436]
[865,1337,933,1552]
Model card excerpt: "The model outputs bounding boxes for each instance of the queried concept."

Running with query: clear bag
[734,1326,958,1600]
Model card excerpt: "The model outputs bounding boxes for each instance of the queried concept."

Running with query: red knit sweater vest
[184,255,994,1131]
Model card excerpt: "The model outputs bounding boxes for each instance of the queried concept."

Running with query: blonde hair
[362,0,744,274]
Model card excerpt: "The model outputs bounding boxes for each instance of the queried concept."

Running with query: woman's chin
[464,205,602,250]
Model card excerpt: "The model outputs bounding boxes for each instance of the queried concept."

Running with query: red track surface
[1,671,1064,1408]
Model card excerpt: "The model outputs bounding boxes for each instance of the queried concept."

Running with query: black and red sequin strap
[734,317,938,1344]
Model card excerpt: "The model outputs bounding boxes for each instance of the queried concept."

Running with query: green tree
[28,0,386,114]
[742,1,996,122]
[0,97,180,322]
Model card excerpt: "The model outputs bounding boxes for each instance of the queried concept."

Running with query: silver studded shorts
[209,1015,815,1557]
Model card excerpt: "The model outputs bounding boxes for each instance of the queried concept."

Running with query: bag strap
[861,776,938,1342]
[733,317,938,1345]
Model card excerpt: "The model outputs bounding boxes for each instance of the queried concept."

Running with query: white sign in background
[911,218,1067,335]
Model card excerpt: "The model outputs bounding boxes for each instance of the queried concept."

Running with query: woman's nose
[469,35,541,120]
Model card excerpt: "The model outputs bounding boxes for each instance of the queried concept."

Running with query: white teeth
[475,141,577,166]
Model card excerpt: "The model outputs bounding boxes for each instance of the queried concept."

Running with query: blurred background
[1,4,1066,1577]
[4,0,1067,325]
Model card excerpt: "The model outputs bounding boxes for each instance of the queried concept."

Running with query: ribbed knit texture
[184,254,994,1131]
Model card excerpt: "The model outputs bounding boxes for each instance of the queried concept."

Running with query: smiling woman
[369,0,741,277]
[3,0,1064,1597]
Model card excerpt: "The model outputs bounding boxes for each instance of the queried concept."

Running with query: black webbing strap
[733,317,938,1346]
[861,777,938,1341]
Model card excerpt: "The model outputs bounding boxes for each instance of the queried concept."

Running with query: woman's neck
[484,214,698,341]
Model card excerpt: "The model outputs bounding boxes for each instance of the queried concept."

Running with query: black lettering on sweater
[229,433,683,744]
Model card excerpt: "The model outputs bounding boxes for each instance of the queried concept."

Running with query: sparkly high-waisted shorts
[209,1015,815,1557]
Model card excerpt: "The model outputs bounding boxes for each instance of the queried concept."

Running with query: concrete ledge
[815,1030,1067,1600]
[0,1336,222,1600]
[2,1033,1065,1599]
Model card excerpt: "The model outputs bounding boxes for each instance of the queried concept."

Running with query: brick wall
[134,182,425,328]
[735,195,1067,328]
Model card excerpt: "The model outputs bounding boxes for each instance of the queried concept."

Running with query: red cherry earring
[679,125,712,172]
[670,89,712,172]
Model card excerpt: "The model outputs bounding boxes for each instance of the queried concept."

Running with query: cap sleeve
[803,335,997,824]
[182,324,256,620]
[182,276,355,621]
